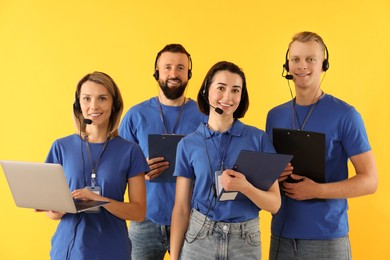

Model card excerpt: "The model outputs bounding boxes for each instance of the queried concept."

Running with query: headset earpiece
[153,70,159,81]
[322,45,330,71]
[202,78,208,97]
[187,56,193,80]
[73,101,80,112]
[283,48,290,72]
[73,92,81,119]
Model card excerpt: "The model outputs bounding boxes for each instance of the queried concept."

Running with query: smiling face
[79,80,113,129]
[156,51,189,100]
[288,40,325,90]
[208,70,243,118]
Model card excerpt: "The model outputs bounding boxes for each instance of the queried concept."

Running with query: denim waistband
[190,208,259,237]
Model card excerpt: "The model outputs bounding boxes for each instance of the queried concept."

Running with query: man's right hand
[145,157,169,181]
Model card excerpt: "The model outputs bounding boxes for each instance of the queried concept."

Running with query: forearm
[103,200,146,221]
[170,208,190,260]
[316,173,377,199]
[243,182,281,214]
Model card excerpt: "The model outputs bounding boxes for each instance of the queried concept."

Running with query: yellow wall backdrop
[1,1,389,259]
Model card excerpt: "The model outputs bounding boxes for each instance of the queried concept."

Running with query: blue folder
[216,150,293,201]
[148,134,184,183]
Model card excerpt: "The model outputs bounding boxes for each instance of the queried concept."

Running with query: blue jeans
[269,234,352,260]
[180,209,261,260]
[129,219,170,260]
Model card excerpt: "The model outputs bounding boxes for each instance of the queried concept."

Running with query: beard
[159,78,188,100]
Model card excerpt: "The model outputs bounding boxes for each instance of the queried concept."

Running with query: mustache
[166,77,181,82]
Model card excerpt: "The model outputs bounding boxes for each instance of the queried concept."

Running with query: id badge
[214,170,223,197]
[85,186,101,213]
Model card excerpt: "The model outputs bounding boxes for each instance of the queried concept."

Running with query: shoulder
[322,94,358,116]
[267,100,292,114]
[324,94,353,108]
[180,123,203,142]
[123,98,157,115]
[243,124,270,142]
[184,99,202,113]
[236,120,266,135]
[110,135,140,147]
[52,134,79,145]
[185,98,198,107]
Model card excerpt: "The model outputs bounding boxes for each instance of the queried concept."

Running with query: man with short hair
[119,44,205,259]
[266,31,378,260]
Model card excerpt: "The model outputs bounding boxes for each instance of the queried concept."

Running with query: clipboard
[148,134,185,183]
[272,128,325,183]
[215,150,293,201]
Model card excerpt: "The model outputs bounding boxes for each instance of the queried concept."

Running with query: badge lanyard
[291,93,324,130]
[206,124,234,171]
[156,97,185,134]
[84,136,108,188]
[292,98,316,130]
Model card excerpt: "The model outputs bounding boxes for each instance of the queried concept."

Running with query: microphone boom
[84,119,93,125]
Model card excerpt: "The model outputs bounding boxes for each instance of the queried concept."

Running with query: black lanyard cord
[156,97,186,134]
[84,136,108,188]
[291,92,324,130]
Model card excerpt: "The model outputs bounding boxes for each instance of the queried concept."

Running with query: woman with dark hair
[170,61,281,259]
[43,71,148,259]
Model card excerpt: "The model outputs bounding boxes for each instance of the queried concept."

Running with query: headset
[153,53,192,81]
[73,72,121,120]
[202,78,209,97]
[283,44,330,72]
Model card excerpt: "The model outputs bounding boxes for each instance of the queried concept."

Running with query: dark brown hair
[197,61,249,118]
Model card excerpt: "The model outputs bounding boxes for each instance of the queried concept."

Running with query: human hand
[278,163,293,182]
[145,157,169,181]
[281,174,319,200]
[36,209,66,220]
[221,169,248,192]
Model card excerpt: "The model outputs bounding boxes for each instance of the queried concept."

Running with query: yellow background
[1,1,389,259]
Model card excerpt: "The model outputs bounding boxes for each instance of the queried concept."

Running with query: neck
[85,126,109,143]
[295,87,323,106]
[158,93,186,106]
[207,114,234,133]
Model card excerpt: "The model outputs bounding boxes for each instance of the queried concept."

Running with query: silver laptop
[0,160,109,213]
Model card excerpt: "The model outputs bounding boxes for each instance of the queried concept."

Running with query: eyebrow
[162,62,185,66]
[215,82,242,88]
[80,93,110,97]
[290,54,318,58]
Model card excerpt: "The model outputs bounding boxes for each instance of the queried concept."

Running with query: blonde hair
[289,31,327,52]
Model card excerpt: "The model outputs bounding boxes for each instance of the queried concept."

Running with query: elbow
[133,213,145,222]
[134,206,146,221]
[365,172,378,195]
[367,178,378,195]
[265,197,281,215]
[130,203,146,221]
[270,201,281,215]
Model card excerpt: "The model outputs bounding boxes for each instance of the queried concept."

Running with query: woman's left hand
[221,169,248,192]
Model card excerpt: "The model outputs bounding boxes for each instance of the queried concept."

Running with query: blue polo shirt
[174,120,275,222]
